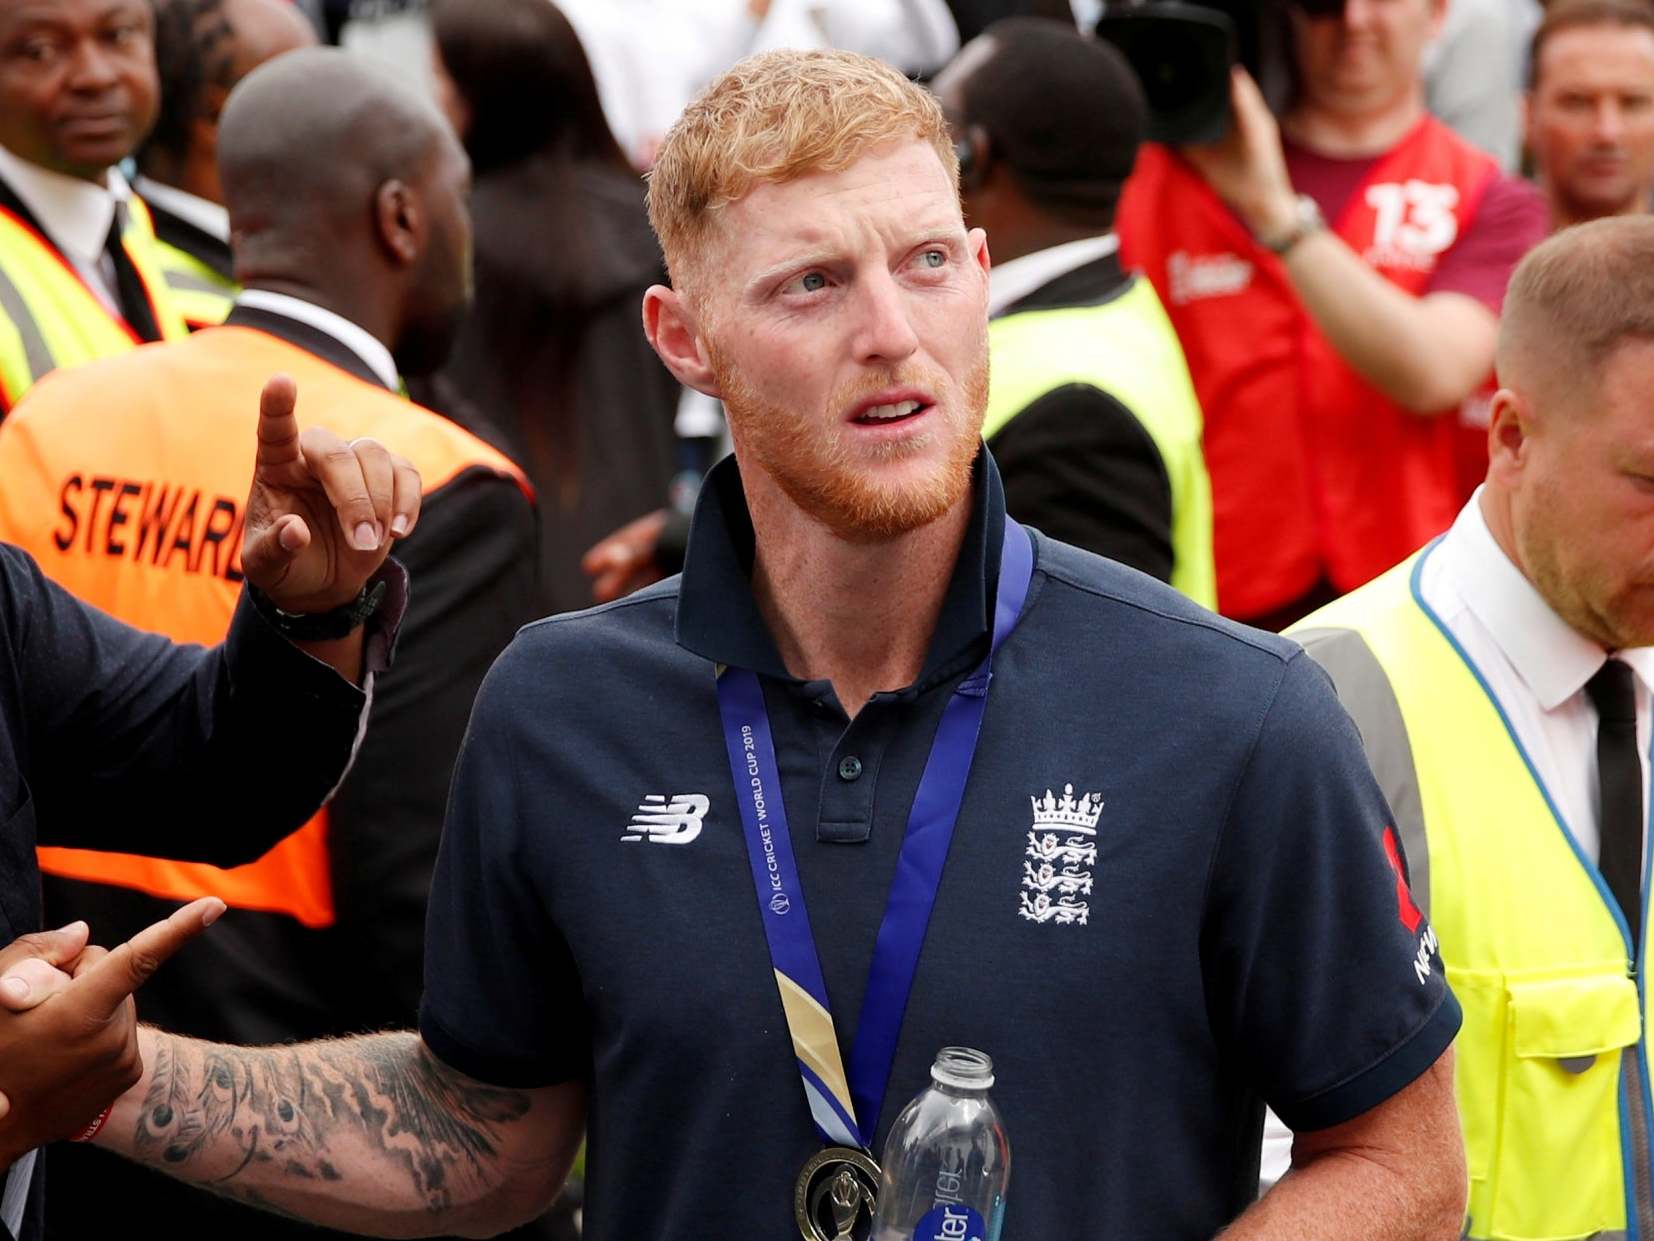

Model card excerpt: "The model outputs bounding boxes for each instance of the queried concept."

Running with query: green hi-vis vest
[0,195,187,412]
[1292,548,1651,1241]
[152,236,236,330]
[983,276,1216,609]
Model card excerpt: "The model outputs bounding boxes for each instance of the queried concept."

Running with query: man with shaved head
[134,0,316,329]
[0,46,537,1241]
[0,0,191,417]
[1285,215,1654,1239]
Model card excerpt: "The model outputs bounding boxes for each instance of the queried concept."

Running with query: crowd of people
[0,0,1649,1238]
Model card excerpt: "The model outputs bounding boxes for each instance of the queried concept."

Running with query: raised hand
[1180,67,1299,244]
[242,375,423,614]
[0,898,225,1162]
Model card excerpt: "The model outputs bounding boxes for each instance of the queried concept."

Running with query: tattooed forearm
[109,1030,568,1238]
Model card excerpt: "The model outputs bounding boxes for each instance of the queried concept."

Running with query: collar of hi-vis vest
[0,143,127,277]
[1427,490,1654,712]
[230,290,400,391]
[674,447,1007,693]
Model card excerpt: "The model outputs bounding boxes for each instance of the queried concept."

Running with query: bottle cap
[930,1046,995,1090]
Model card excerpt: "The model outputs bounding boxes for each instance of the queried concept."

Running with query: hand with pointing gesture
[242,375,423,614]
[0,898,226,1166]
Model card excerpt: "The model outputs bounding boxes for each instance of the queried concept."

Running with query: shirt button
[837,755,863,782]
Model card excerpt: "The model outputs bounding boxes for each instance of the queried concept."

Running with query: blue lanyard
[716,520,1034,1151]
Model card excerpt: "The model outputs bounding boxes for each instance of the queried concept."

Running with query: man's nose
[850,269,920,366]
[1594,99,1627,144]
[66,40,122,93]
[1342,0,1380,29]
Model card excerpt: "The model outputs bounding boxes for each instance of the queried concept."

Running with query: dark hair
[957,17,1147,230]
[141,0,238,171]
[1530,0,1654,89]
[429,0,628,176]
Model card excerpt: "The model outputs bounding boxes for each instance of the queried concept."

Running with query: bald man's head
[220,48,474,374]
[1486,216,1654,650]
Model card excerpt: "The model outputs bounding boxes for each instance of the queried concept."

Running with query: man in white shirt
[1271,215,1654,1240]
[0,0,188,413]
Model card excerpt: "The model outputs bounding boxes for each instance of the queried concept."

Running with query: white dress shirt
[1261,491,1654,1191]
[985,233,1121,318]
[234,289,400,391]
[1419,491,1654,865]
[0,142,129,314]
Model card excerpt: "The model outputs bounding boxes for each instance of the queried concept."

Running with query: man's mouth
[855,399,929,425]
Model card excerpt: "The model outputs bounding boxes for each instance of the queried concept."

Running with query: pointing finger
[70,898,226,1018]
[254,375,301,473]
[298,426,382,552]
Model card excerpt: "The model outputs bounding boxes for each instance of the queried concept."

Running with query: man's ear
[375,179,423,266]
[1486,387,1533,484]
[968,226,991,280]
[643,285,721,397]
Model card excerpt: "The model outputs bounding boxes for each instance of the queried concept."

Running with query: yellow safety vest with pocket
[1292,549,1650,1241]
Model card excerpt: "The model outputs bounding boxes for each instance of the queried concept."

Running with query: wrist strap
[72,1105,113,1143]
[250,577,387,643]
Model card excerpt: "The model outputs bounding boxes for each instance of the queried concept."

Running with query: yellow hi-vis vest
[0,195,186,412]
[152,235,236,331]
[983,275,1217,608]
[1292,547,1650,1241]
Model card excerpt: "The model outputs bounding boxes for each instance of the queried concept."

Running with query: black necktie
[1586,659,1644,959]
[102,210,162,342]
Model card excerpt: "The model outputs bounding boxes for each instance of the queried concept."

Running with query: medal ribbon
[717,520,1034,1151]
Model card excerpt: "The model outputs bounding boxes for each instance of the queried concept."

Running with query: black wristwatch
[250,578,388,642]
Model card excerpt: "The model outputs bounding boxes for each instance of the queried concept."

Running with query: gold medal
[794,1146,880,1241]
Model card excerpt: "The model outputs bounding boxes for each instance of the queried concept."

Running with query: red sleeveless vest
[1119,117,1498,620]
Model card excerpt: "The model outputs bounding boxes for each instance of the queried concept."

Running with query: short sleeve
[1427,174,1548,312]
[420,645,590,1088]
[1201,651,1460,1132]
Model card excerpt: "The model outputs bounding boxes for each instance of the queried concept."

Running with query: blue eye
[801,272,827,292]
[917,250,946,269]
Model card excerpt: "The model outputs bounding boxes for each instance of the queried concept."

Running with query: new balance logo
[622,794,710,844]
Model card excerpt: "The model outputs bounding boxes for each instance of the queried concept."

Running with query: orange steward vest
[0,326,530,926]
[1118,117,1498,621]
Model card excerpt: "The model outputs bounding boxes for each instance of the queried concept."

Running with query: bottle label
[914,1204,987,1241]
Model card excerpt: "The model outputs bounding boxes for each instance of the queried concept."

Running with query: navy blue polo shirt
[420,451,1460,1239]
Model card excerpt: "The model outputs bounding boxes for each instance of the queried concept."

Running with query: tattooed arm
[94,1027,585,1239]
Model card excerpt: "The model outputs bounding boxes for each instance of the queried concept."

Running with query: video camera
[1095,0,1343,144]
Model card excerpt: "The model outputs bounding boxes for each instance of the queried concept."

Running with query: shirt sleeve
[1201,650,1460,1132]
[326,471,538,1032]
[1427,173,1549,312]
[420,635,590,1088]
[5,541,386,865]
[988,384,1175,583]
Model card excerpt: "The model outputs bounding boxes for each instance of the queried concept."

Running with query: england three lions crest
[1019,784,1101,926]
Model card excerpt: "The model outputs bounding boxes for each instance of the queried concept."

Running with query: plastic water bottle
[870,1047,1010,1241]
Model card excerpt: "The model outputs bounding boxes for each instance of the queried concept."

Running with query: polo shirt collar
[0,141,126,268]
[1452,490,1654,707]
[675,446,1006,689]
